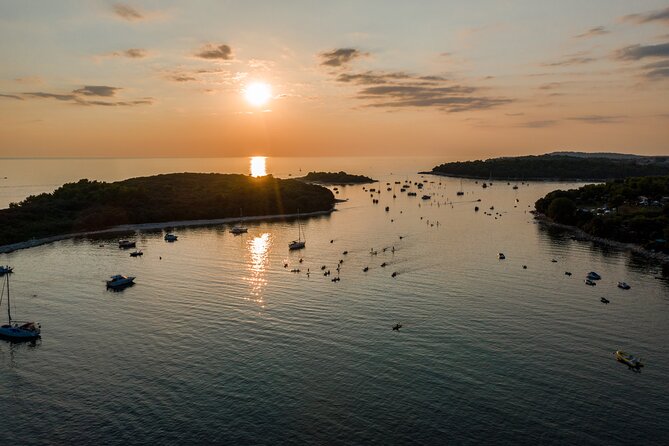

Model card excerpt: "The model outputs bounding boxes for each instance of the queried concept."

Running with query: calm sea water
[1,158,668,445]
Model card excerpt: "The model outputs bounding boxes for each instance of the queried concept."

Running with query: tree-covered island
[429,153,669,180]
[0,173,335,246]
[535,176,669,254]
[297,171,375,185]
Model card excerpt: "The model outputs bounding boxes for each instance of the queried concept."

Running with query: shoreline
[0,208,335,254]
[420,171,606,182]
[533,213,669,265]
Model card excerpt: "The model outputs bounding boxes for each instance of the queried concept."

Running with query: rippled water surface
[1,158,668,445]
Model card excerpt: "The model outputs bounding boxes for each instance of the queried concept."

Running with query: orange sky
[1,1,668,158]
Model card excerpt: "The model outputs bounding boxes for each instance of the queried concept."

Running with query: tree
[547,197,576,224]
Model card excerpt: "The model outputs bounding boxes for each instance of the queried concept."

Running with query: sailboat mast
[6,274,11,325]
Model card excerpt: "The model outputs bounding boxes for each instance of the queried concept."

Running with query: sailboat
[288,210,306,250]
[456,179,464,196]
[0,273,41,342]
[230,208,248,234]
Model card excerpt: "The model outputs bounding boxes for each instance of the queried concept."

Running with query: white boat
[617,281,631,290]
[0,273,41,342]
[106,274,135,289]
[289,210,306,250]
[118,239,136,249]
[230,209,248,234]
[0,265,13,275]
[164,234,178,242]
[615,350,643,368]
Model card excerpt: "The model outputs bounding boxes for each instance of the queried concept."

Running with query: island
[0,173,335,247]
[534,176,669,258]
[297,171,375,185]
[427,152,669,181]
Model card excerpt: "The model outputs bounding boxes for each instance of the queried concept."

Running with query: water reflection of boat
[0,274,41,342]
[585,279,596,286]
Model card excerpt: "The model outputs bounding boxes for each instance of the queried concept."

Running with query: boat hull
[0,325,40,342]
[289,241,305,250]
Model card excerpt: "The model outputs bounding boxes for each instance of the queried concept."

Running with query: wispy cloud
[643,59,669,78]
[109,48,147,59]
[614,42,669,60]
[622,6,669,25]
[112,3,144,21]
[0,93,24,100]
[574,26,610,39]
[194,44,233,60]
[567,114,627,124]
[542,51,596,67]
[336,71,447,85]
[16,85,152,107]
[517,120,558,128]
[72,86,120,97]
[319,48,368,67]
[167,74,197,82]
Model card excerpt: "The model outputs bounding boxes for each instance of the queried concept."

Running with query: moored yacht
[0,274,41,342]
[289,210,306,250]
[617,281,631,290]
[230,208,248,234]
[106,275,135,289]
[0,265,13,275]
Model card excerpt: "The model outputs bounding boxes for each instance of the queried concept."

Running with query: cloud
[567,115,627,124]
[167,74,197,82]
[0,93,24,100]
[72,85,120,97]
[13,76,43,84]
[643,59,669,78]
[538,82,562,90]
[517,120,558,128]
[195,44,233,60]
[574,26,610,38]
[109,48,147,59]
[542,52,596,66]
[319,48,368,67]
[113,3,143,21]
[336,71,447,85]
[614,42,669,60]
[19,86,151,107]
[622,7,669,25]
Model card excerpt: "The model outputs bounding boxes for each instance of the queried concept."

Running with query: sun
[244,82,272,107]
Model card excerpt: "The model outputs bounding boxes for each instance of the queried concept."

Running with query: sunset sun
[244,82,272,107]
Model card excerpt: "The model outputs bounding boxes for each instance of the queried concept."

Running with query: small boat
[385,206,389,212]
[615,350,643,368]
[601,297,610,304]
[457,179,464,196]
[421,195,431,200]
[498,253,506,259]
[474,206,479,211]
[391,272,398,278]
[0,274,41,342]
[512,185,519,190]
[363,267,369,272]
[551,259,558,263]
[0,265,13,275]
[565,271,572,276]
[118,239,136,249]
[129,250,143,257]
[288,210,306,250]
[585,279,596,286]
[106,275,135,289]
[617,281,631,290]
[230,208,248,234]
[482,183,487,188]
[587,272,601,280]
[392,323,402,331]
[164,233,178,242]
[407,192,417,196]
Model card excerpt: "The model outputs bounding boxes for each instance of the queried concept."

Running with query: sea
[1,157,668,445]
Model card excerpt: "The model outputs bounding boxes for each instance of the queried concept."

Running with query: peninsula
[428,152,669,181]
[0,173,335,247]
[297,171,375,185]
[534,176,669,255]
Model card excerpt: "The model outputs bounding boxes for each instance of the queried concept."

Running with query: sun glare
[244,82,272,107]
[250,156,267,177]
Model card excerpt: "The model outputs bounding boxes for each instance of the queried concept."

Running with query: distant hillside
[0,173,335,246]
[429,154,669,180]
[298,171,375,184]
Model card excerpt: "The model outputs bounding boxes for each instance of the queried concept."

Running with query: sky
[0,0,668,159]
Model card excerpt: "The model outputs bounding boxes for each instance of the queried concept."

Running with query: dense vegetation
[299,171,375,184]
[535,176,669,253]
[431,154,669,180]
[0,173,335,246]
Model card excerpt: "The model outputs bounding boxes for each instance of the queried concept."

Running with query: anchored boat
[0,273,41,342]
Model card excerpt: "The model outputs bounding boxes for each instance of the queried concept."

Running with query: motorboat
[421,195,431,200]
[601,297,610,304]
[164,233,178,242]
[407,192,417,196]
[615,350,643,368]
[587,272,601,280]
[289,210,306,250]
[585,279,596,286]
[617,281,631,290]
[0,274,41,342]
[118,239,136,249]
[0,265,13,275]
[498,253,506,259]
[392,323,402,331]
[106,275,135,289]
[129,250,143,257]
